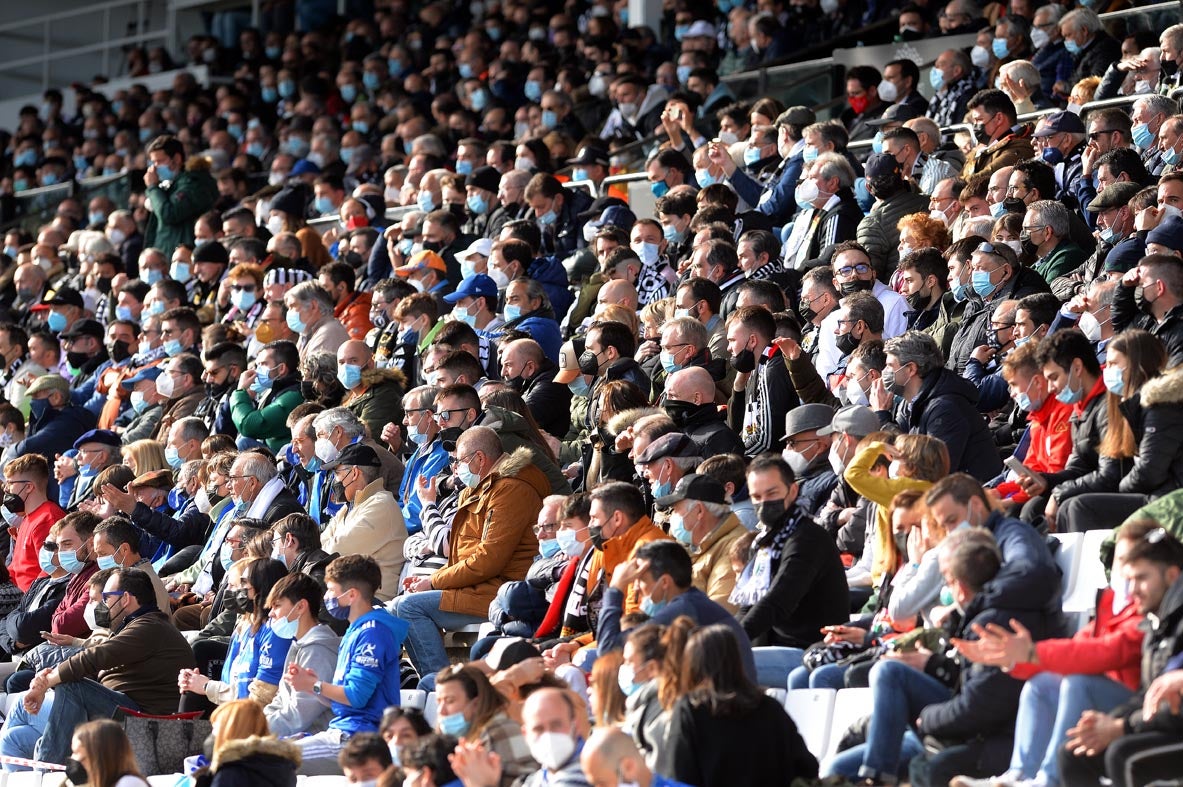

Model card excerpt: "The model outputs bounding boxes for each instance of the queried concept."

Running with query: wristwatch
[312,680,323,695]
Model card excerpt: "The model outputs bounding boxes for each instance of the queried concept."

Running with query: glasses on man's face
[449,451,477,468]
[435,408,469,423]
[836,263,872,278]
[101,590,126,603]
[533,522,558,536]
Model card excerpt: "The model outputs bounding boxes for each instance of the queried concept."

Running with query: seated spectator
[0,516,72,658]
[657,473,746,611]
[4,452,66,593]
[286,555,406,770]
[432,664,536,787]
[201,699,301,787]
[398,734,461,787]
[337,732,392,784]
[271,512,335,585]
[24,567,196,764]
[262,573,340,737]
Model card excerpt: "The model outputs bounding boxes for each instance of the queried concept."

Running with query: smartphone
[1004,456,1041,483]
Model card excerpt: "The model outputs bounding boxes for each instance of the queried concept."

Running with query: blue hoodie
[527,256,573,319]
[329,607,409,734]
[223,620,293,698]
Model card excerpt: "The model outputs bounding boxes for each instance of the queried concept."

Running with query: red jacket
[1024,393,1073,474]
[1010,587,1143,690]
[12,500,65,591]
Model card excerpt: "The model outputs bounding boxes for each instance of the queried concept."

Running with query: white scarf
[245,476,285,519]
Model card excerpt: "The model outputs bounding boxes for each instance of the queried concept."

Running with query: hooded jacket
[1119,367,1183,497]
[330,607,408,734]
[434,447,549,617]
[264,623,340,737]
[206,736,299,787]
[143,156,218,257]
[855,185,929,275]
[674,401,745,457]
[344,366,407,442]
[481,405,572,495]
[896,368,1003,481]
[335,290,373,341]
[527,254,575,322]
[230,374,304,451]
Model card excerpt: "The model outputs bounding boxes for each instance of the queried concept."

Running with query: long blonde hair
[73,720,142,787]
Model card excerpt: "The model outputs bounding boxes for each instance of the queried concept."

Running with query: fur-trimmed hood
[1140,367,1183,408]
[213,735,301,770]
[494,446,537,479]
[606,406,663,437]
[359,365,407,389]
[185,155,213,173]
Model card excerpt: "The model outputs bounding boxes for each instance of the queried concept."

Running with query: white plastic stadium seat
[785,688,835,760]
[400,689,427,710]
[1051,532,1084,600]
[6,772,43,787]
[40,774,66,787]
[145,776,181,787]
[764,688,787,706]
[824,688,872,761]
[423,692,438,728]
[1063,529,1112,614]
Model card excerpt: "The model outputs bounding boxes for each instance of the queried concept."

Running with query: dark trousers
[909,736,1011,787]
[1060,493,1149,533]
[1058,730,1182,787]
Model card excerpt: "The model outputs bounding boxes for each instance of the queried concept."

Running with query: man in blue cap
[54,428,121,510]
[1032,110,1087,206]
[116,365,165,443]
[442,273,502,337]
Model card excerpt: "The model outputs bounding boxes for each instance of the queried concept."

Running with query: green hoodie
[143,156,219,257]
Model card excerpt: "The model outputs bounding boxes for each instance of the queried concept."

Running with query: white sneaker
[947,777,1000,787]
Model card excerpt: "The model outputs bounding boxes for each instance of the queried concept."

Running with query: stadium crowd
[1,0,1183,785]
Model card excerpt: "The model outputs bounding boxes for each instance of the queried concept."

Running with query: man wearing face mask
[726,306,799,457]
[16,375,96,463]
[312,407,404,497]
[192,343,245,440]
[658,473,746,609]
[500,338,570,439]
[961,90,1035,180]
[994,342,1073,501]
[731,454,848,686]
[24,568,196,764]
[856,154,930,277]
[320,443,406,605]
[780,404,839,516]
[4,454,65,593]
[1048,279,1117,363]
[92,516,173,615]
[149,354,204,443]
[142,136,217,259]
[114,366,165,444]
[1113,254,1183,367]
[1055,182,1144,297]
[928,49,978,128]
[634,433,701,526]
[390,427,544,679]
[513,687,592,787]
[232,341,306,452]
[37,288,85,356]
[336,340,405,442]
[283,282,351,363]
[48,511,99,638]
[262,573,340,738]
[663,367,743,456]
[396,386,448,535]
[57,319,107,398]
[1128,93,1178,176]
[54,429,120,511]
[885,332,1003,481]
[898,249,957,354]
[840,66,888,144]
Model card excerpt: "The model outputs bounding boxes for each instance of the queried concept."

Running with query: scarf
[729,508,803,608]
[245,476,285,519]
[559,549,597,639]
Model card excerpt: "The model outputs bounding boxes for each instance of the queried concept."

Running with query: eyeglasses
[1021,225,1047,234]
[836,318,861,328]
[533,522,558,536]
[434,408,469,423]
[836,263,872,278]
[101,591,126,602]
[449,451,477,468]
[660,342,691,353]
[231,284,256,292]
[1088,130,1120,141]
[785,437,819,450]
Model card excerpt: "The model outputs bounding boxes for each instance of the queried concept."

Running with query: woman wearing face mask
[178,557,292,715]
[585,380,650,487]
[380,707,433,768]
[1056,328,1182,531]
[63,720,148,787]
[193,700,299,787]
[431,665,535,787]
[659,624,818,787]
[845,433,951,587]
[218,264,266,330]
[619,618,692,768]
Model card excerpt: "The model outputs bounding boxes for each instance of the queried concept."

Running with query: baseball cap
[322,442,382,470]
[443,274,497,304]
[654,473,728,508]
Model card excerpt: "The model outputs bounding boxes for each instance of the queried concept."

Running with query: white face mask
[1078,311,1104,342]
[526,730,577,771]
[828,441,846,476]
[195,486,212,514]
[877,79,899,103]
[782,448,811,475]
[267,215,285,235]
[83,600,99,630]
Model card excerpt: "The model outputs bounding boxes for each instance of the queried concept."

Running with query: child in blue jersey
[177,557,292,711]
[287,554,408,772]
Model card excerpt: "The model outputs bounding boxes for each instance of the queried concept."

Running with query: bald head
[666,367,715,405]
[456,425,504,481]
[337,339,374,370]
[521,687,577,740]
[501,338,546,383]
[597,279,640,311]
[581,727,648,787]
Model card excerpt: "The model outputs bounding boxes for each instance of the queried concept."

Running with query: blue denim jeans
[0,693,53,771]
[753,646,805,689]
[1010,672,1135,785]
[387,590,486,679]
[34,679,137,764]
[825,732,926,784]
[821,658,952,783]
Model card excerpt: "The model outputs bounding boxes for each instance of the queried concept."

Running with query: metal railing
[0,0,170,95]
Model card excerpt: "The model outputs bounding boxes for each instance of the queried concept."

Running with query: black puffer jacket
[1120,368,1183,497]
[946,267,1051,375]
[896,368,1002,482]
[199,736,299,787]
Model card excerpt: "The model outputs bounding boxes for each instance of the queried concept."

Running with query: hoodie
[265,623,341,737]
[330,607,408,734]
[895,367,1002,482]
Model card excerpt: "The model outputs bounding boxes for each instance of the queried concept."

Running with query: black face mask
[905,288,931,312]
[987,329,1004,350]
[225,587,254,614]
[344,251,364,268]
[506,373,528,392]
[65,759,88,786]
[1002,197,1027,215]
[836,329,860,356]
[729,348,756,373]
[107,340,131,363]
[1134,285,1156,314]
[799,301,818,323]
[755,497,787,529]
[3,492,24,514]
[663,399,706,427]
[329,476,348,504]
[1019,231,1039,258]
[1164,58,1179,76]
[66,350,90,369]
[96,276,113,294]
[589,524,605,550]
[972,123,990,144]
[578,349,602,377]
[839,279,874,296]
[421,240,443,253]
[206,380,232,398]
[93,600,113,629]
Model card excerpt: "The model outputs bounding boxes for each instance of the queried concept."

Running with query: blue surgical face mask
[467,194,488,215]
[458,462,481,489]
[155,164,175,182]
[539,538,561,558]
[164,339,184,357]
[992,37,1009,59]
[232,288,257,312]
[38,547,57,575]
[696,169,715,187]
[541,109,558,130]
[116,305,135,322]
[58,548,86,574]
[669,511,694,546]
[323,592,352,620]
[568,376,591,397]
[97,551,122,571]
[538,209,557,226]
[871,131,885,154]
[743,146,763,166]
[1132,122,1155,150]
[269,608,300,639]
[48,311,68,333]
[439,711,471,737]
[314,196,335,215]
[1103,364,1125,396]
[640,592,668,618]
[617,663,640,696]
[286,310,306,333]
[417,190,437,213]
[170,262,191,283]
[929,67,944,91]
[660,351,682,374]
[971,269,998,299]
[1065,38,1082,55]
[1056,365,1084,405]
[663,224,685,244]
[165,445,183,468]
[338,363,363,390]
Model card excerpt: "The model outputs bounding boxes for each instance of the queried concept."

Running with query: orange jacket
[573,516,672,646]
[1023,394,1074,474]
[335,290,373,341]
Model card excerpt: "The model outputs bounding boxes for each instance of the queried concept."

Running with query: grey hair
[1136,93,1180,119]
[884,331,944,377]
[1061,7,1101,34]
[1163,23,1183,50]
[412,133,447,158]
[1036,4,1064,24]
[663,316,708,350]
[1088,278,1118,307]
[404,385,438,409]
[1001,60,1040,91]
[234,452,278,483]
[509,276,553,313]
[178,459,202,487]
[698,500,733,519]
[173,416,208,444]
[299,351,338,382]
[997,14,1030,37]
[286,280,336,314]
[944,48,972,77]
[1028,200,1070,238]
[813,151,856,188]
[313,407,365,440]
